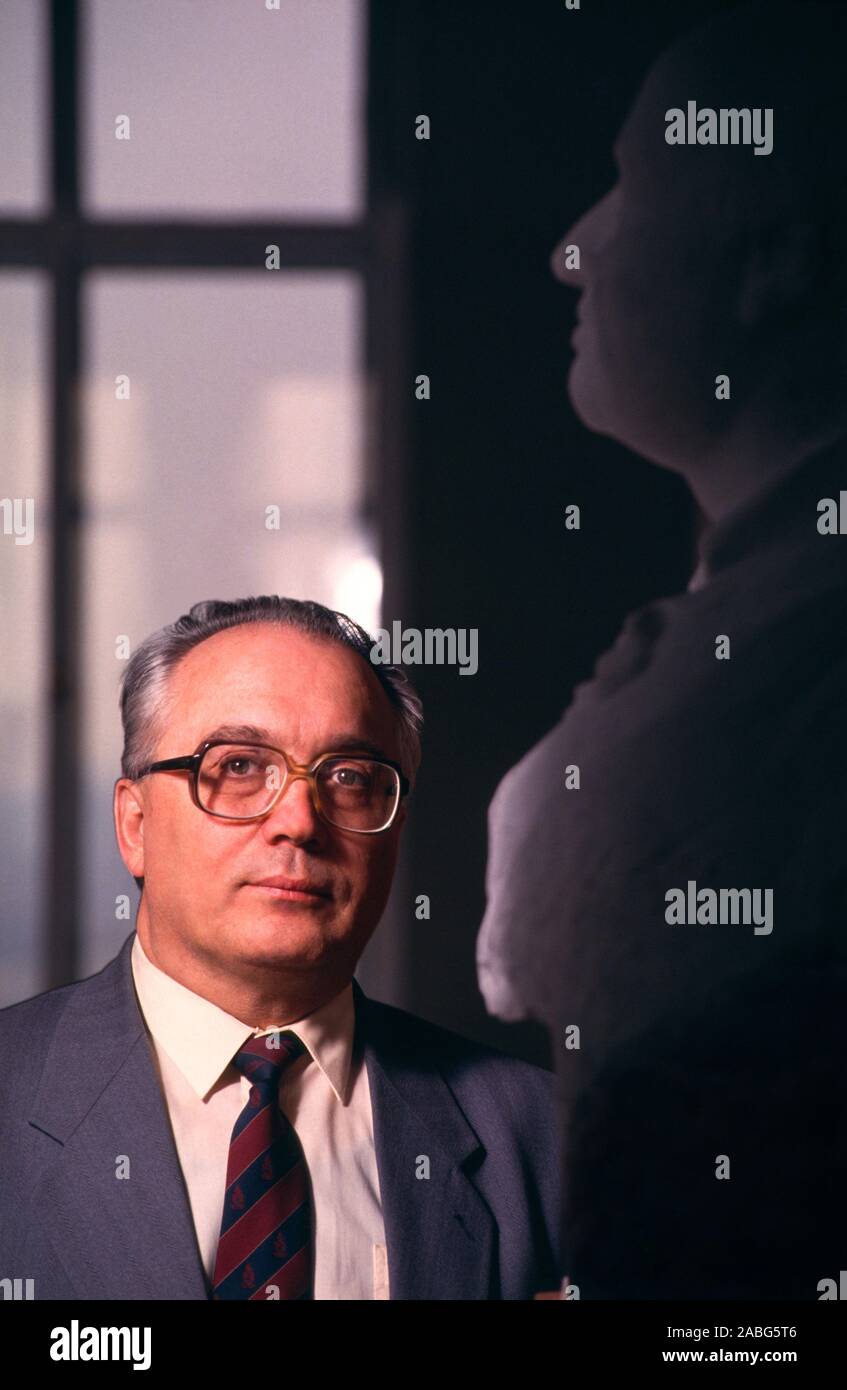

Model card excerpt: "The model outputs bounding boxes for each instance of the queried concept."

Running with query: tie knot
[231,1030,308,1093]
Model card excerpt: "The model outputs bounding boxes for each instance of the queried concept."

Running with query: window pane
[84,0,364,217]
[80,270,375,973]
[0,274,49,1003]
[0,0,47,213]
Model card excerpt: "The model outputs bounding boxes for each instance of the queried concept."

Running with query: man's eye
[221,757,257,777]
[331,765,368,786]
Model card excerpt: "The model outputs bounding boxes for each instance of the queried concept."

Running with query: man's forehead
[170,621,362,682]
[162,624,397,748]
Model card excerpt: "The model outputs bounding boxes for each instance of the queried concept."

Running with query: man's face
[114,623,407,978]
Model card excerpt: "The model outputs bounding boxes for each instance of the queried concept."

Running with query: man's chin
[227,909,333,962]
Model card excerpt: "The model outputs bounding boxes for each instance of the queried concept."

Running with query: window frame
[0,0,411,987]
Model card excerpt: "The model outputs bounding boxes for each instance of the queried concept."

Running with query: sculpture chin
[476,953,532,1023]
[567,354,609,434]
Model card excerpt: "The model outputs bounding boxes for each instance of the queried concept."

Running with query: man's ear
[114,777,146,882]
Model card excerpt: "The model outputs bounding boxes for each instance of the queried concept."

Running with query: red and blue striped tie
[211,1031,312,1300]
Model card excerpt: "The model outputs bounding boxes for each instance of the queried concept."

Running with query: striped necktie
[211,1030,312,1300]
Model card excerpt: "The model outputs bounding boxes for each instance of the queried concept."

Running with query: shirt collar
[130,931,354,1105]
[694,435,847,584]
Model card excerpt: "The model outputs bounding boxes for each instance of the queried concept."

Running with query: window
[0,0,409,997]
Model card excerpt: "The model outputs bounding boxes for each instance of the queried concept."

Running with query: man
[0,596,561,1300]
[477,1,847,1298]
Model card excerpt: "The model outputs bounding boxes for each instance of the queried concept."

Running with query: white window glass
[0,274,49,1003]
[80,270,375,972]
[0,0,47,213]
[84,0,364,218]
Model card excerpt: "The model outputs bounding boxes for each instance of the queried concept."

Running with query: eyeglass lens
[197,744,400,829]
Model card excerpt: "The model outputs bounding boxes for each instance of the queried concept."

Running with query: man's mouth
[246,875,332,903]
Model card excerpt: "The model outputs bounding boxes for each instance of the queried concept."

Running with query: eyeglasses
[134,740,410,834]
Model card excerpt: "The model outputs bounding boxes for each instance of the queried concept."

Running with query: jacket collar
[350,976,494,1298]
[28,932,493,1300]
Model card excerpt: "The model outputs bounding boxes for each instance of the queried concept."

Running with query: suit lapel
[27,934,496,1300]
[352,980,496,1300]
[28,932,209,1300]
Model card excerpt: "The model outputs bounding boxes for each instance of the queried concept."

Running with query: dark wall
[370,0,745,1062]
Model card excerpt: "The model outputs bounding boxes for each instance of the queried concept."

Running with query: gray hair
[119,597,423,891]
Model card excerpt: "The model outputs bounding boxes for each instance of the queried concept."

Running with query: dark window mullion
[44,0,82,986]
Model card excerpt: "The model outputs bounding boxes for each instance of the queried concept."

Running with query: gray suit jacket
[0,931,561,1300]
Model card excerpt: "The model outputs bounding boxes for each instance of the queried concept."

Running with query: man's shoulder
[356,986,555,1101]
[357,992,559,1208]
[0,943,128,1076]
[0,972,83,1036]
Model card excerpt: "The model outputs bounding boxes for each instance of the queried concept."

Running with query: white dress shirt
[130,933,389,1299]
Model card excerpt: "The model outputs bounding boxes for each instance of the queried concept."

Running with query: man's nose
[260,772,324,842]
